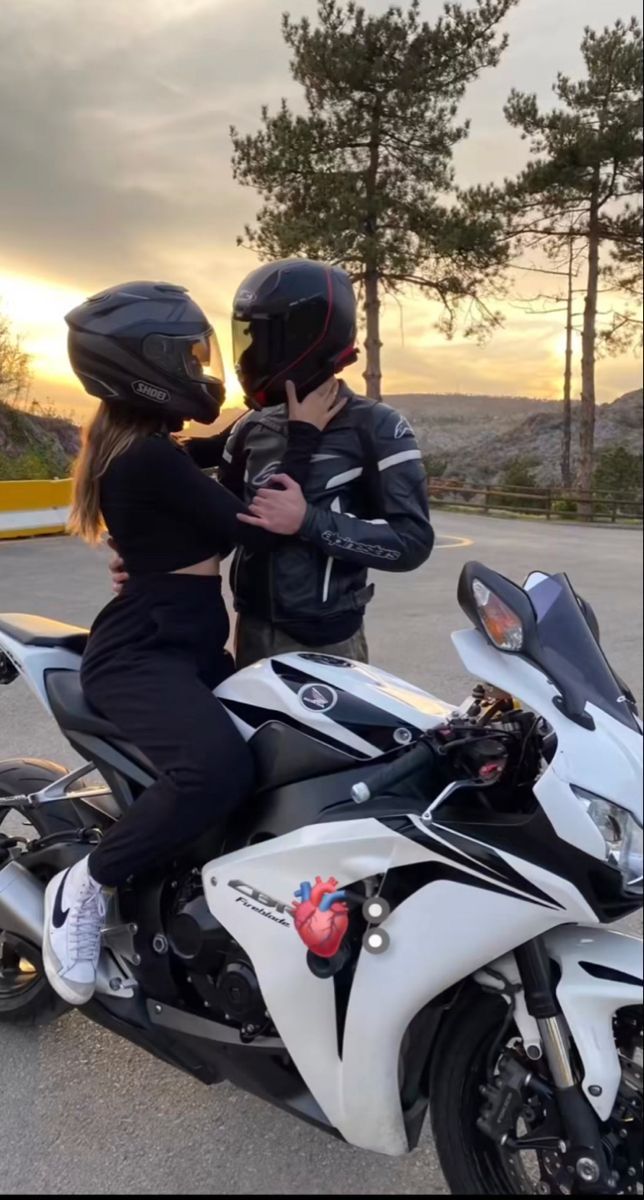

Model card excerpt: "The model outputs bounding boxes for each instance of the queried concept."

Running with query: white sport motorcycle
[0,562,641,1195]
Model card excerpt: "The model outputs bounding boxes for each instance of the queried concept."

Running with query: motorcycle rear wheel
[0,759,71,1025]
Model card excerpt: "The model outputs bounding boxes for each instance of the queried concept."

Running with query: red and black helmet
[232,259,358,407]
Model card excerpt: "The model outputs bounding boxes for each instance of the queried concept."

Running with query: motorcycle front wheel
[429,987,643,1196]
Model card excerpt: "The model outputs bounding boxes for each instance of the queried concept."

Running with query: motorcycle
[0,561,641,1195]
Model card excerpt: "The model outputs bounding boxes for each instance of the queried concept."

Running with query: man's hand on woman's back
[108,537,129,595]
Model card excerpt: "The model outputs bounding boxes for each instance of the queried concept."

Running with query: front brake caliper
[478,1053,534,1144]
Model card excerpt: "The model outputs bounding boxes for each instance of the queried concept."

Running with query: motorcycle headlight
[573,787,643,893]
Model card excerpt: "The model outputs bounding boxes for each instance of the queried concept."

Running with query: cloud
[0,0,640,404]
[4,0,636,285]
[0,0,302,292]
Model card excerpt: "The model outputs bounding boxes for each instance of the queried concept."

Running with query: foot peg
[101,921,140,965]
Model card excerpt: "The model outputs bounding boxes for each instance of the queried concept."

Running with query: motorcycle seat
[0,613,89,655]
[45,670,158,777]
[43,664,367,800]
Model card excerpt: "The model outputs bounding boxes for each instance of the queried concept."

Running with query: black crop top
[99,423,320,574]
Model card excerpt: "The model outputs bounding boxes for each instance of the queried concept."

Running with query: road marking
[435,534,473,550]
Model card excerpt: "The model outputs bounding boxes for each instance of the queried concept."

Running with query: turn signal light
[473,580,524,652]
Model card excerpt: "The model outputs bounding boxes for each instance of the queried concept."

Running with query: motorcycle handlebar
[351,738,436,805]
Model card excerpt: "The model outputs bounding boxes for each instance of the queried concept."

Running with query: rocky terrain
[392,388,643,485]
[0,401,240,480]
[1,387,641,486]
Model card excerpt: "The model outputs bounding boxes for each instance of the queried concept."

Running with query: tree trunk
[362,101,382,402]
[579,174,601,518]
[561,238,574,490]
[363,270,382,401]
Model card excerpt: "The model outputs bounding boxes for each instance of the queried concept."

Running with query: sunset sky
[1,0,641,418]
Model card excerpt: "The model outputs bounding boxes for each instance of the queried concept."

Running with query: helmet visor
[232,316,275,396]
[143,330,225,386]
[183,332,225,384]
[233,295,336,403]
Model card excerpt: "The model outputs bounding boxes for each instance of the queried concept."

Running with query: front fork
[514,937,611,1192]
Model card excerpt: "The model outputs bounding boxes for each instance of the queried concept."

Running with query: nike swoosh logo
[52,869,72,929]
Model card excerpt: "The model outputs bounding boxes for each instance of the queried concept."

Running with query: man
[112,259,434,666]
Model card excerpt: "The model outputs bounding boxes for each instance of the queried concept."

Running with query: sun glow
[0,270,244,410]
[0,268,639,415]
[0,271,84,383]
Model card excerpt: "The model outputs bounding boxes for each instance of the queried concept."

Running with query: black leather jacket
[188,390,434,635]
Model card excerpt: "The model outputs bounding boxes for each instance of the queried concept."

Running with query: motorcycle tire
[0,758,72,1026]
[430,987,550,1195]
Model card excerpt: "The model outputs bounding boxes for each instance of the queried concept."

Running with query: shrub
[593,446,643,514]
[552,497,578,515]
[495,458,542,512]
[424,454,447,479]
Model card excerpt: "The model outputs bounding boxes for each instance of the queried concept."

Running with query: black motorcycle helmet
[66,281,225,426]
[232,259,358,407]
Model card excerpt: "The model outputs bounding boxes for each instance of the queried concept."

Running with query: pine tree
[231,0,517,400]
[504,18,643,507]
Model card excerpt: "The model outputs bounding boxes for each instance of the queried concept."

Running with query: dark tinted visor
[232,316,275,389]
[232,297,329,398]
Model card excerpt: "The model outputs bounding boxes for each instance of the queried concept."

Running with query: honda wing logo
[298,683,338,713]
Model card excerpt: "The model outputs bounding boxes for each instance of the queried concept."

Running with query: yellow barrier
[0,478,72,539]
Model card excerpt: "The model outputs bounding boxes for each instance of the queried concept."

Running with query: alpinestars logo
[132,380,170,404]
[394,416,413,440]
[321,531,401,561]
[252,461,281,488]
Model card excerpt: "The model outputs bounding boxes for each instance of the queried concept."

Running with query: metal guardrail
[428,479,643,523]
[0,479,72,539]
[1,475,641,541]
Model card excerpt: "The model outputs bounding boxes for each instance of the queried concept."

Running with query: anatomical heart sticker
[293,876,350,958]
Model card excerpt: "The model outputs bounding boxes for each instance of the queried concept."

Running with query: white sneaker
[43,856,106,1005]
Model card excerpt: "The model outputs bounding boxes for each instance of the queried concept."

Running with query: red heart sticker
[293,876,349,958]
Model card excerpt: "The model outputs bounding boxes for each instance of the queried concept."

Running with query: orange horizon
[2,268,641,418]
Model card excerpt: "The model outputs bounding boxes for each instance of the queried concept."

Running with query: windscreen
[526,572,640,733]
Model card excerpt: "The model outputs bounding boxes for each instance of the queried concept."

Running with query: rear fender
[0,628,81,715]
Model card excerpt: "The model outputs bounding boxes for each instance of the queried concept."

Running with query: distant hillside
[0,400,247,481]
[394,389,643,486]
[29,378,90,423]
[0,400,80,480]
[386,391,551,421]
[1,389,641,487]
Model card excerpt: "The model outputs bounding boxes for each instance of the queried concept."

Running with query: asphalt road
[0,513,642,1195]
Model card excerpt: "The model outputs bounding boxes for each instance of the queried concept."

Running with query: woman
[43,280,345,1007]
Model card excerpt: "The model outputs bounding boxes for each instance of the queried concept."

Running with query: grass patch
[0,399,78,480]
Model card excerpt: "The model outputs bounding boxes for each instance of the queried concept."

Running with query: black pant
[81,576,255,889]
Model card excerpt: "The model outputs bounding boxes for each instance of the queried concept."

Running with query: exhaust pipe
[0,860,45,946]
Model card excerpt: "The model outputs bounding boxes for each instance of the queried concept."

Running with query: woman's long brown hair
[68,402,164,544]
